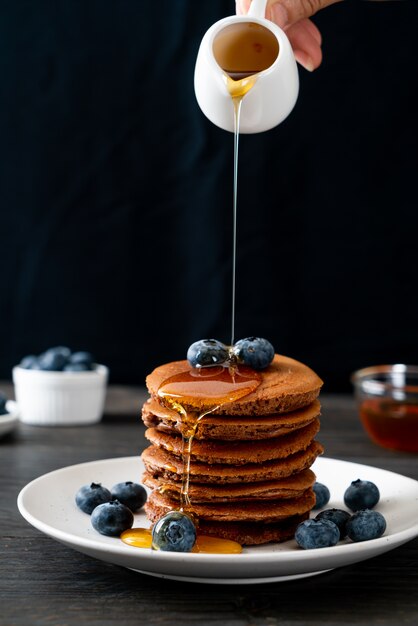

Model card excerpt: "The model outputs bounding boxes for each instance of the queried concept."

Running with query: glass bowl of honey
[352,364,418,453]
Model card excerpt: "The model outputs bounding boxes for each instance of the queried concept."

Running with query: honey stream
[123,23,279,555]
[219,23,279,345]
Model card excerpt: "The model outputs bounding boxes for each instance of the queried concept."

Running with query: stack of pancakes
[141,354,323,545]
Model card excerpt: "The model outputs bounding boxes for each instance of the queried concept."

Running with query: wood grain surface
[0,385,417,626]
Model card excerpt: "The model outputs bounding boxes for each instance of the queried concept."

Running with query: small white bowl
[12,365,108,426]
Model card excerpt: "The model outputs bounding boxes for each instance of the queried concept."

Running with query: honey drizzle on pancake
[157,364,261,512]
[119,367,258,554]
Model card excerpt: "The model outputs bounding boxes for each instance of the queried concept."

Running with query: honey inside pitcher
[213,21,279,96]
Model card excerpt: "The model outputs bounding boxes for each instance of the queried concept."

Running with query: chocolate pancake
[144,418,320,465]
[142,397,321,441]
[141,440,324,484]
[142,468,316,502]
[146,488,315,523]
[146,354,323,415]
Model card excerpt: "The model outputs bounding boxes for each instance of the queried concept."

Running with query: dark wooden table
[1,384,417,626]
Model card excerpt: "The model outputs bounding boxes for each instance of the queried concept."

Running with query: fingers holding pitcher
[236,0,342,71]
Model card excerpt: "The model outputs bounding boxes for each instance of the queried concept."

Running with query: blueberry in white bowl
[37,346,71,371]
[19,355,39,370]
[69,351,94,369]
[19,346,96,372]
[63,363,91,372]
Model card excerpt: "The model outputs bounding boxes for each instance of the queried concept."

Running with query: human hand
[236,0,342,71]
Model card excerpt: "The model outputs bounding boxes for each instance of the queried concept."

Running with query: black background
[1,0,417,391]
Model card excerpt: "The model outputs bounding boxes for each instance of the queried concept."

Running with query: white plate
[0,401,19,438]
[17,456,418,585]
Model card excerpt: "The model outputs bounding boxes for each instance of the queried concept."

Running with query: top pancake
[146,354,323,416]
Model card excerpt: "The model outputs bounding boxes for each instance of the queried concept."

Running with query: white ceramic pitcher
[194,0,299,133]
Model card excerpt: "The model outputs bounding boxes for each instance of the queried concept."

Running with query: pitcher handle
[247,0,268,19]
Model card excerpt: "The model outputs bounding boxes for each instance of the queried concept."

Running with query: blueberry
[91,500,134,537]
[295,518,340,550]
[50,346,71,358]
[346,510,386,542]
[152,511,196,552]
[187,339,228,368]
[344,479,380,512]
[312,482,331,510]
[232,337,274,370]
[316,508,351,538]
[111,481,147,512]
[69,351,94,368]
[75,482,112,514]
[0,391,8,415]
[19,355,39,369]
[38,346,71,371]
[63,363,90,372]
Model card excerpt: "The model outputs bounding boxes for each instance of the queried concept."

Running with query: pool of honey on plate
[120,527,242,554]
[359,398,418,453]
[120,364,261,554]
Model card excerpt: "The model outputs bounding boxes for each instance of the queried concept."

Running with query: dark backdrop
[1,0,417,391]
